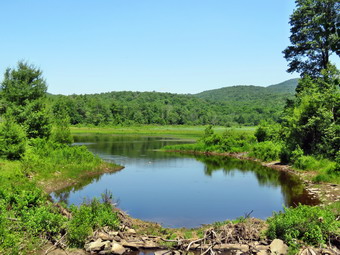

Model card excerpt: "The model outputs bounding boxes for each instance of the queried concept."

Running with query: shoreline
[166,149,340,206]
[38,162,125,193]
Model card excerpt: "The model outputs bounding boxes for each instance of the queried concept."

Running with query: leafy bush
[67,198,119,247]
[22,138,101,178]
[267,205,339,246]
[254,122,281,142]
[250,141,282,161]
[0,119,26,160]
[0,183,66,253]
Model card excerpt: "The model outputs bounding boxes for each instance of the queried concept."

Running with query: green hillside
[194,78,298,101]
[48,79,299,126]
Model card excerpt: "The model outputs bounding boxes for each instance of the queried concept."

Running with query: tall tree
[0,61,51,139]
[283,0,339,77]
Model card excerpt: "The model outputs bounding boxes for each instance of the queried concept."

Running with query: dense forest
[47,79,298,127]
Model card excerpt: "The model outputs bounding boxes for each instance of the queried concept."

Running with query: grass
[71,125,256,140]
[0,139,121,253]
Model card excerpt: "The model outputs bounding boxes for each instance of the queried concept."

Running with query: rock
[270,239,288,255]
[257,250,268,255]
[218,244,249,252]
[98,232,114,241]
[111,242,127,255]
[84,238,111,252]
[99,250,111,255]
[110,231,119,236]
[255,245,270,251]
[126,228,137,234]
[154,250,171,255]
[113,236,121,242]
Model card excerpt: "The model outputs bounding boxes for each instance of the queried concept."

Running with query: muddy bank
[166,150,339,206]
[39,163,124,193]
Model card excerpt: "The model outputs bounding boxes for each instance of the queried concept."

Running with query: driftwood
[54,203,72,219]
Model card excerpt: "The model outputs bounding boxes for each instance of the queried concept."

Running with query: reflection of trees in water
[52,174,104,205]
[58,135,319,208]
[194,155,319,207]
[74,135,191,160]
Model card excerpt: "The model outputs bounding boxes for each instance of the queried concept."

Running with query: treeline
[47,86,294,127]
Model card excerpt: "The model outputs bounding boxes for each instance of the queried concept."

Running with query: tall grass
[22,138,102,180]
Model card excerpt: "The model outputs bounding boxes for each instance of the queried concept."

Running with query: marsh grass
[71,125,256,139]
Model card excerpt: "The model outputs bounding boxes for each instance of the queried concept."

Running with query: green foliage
[24,100,51,139]
[0,119,26,160]
[1,61,47,105]
[254,122,281,142]
[283,0,339,76]
[250,141,282,162]
[46,79,298,127]
[67,198,119,247]
[281,66,340,161]
[51,100,73,144]
[0,61,51,139]
[22,139,101,179]
[267,205,339,246]
[0,181,66,254]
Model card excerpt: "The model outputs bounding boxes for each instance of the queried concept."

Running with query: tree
[283,0,339,77]
[0,118,26,160]
[51,100,73,144]
[0,61,51,139]
[281,66,339,159]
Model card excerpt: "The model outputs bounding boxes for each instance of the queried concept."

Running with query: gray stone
[111,242,127,255]
[218,244,249,252]
[270,239,288,255]
[255,245,270,251]
[126,228,137,234]
[84,238,111,252]
[154,250,171,255]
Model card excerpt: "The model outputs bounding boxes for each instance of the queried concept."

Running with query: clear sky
[0,0,317,95]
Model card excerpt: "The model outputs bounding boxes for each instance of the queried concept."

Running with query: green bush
[22,138,101,177]
[0,119,26,160]
[267,205,339,246]
[250,141,282,161]
[0,183,66,253]
[67,198,119,247]
[254,122,281,142]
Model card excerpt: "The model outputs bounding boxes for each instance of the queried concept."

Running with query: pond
[51,135,318,228]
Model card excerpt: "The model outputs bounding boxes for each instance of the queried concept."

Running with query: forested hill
[194,78,298,101]
[49,79,299,126]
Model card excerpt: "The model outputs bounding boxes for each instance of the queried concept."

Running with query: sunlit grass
[71,125,256,140]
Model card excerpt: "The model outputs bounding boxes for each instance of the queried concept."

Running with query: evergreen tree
[0,61,51,139]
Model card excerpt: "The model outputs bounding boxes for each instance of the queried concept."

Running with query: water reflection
[51,135,318,228]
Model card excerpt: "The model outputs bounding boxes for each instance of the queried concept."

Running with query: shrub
[254,122,280,142]
[267,205,339,246]
[250,141,282,162]
[22,138,101,177]
[0,119,26,160]
[67,198,119,247]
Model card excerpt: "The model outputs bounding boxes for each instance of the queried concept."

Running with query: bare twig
[44,233,67,254]
[186,238,204,251]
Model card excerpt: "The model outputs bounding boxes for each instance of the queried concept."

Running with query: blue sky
[0,0,322,95]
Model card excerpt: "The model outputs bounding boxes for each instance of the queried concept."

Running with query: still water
[52,135,318,228]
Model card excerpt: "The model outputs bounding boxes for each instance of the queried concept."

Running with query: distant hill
[48,78,299,126]
[266,78,299,93]
[194,78,298,102]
